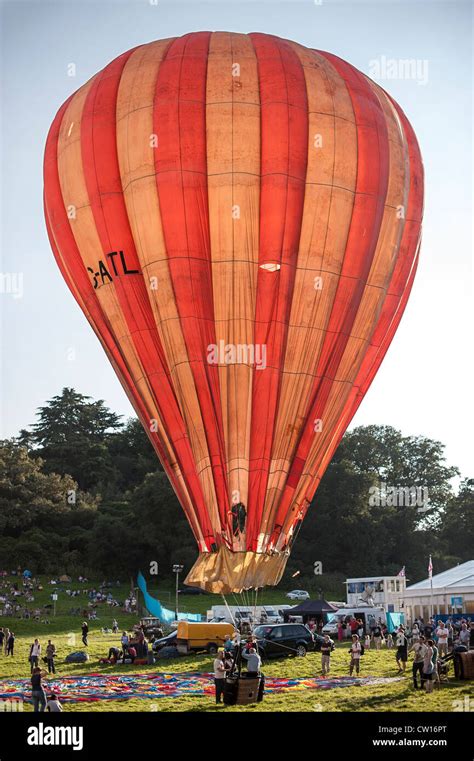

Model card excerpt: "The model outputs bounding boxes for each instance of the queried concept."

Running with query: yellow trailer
[176,621,235,655]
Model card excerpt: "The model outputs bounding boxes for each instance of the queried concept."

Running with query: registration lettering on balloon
[87,251,140,290]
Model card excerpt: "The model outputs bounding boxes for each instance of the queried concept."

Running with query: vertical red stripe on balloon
[153,32,230,534]
[245,33,309,550]
[43,99,201,541]
[78,47,217,547]
[269,51,391,544]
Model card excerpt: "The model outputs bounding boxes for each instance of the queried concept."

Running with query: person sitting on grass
[107,646,121,664]
[349,634,362,676]
[46,693,63,712]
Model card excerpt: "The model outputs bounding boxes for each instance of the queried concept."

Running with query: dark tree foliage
[21,388,123,491]
[3,391,470,588]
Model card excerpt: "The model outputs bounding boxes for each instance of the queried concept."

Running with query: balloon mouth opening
[184,547,288,594]
[260,262,281,272]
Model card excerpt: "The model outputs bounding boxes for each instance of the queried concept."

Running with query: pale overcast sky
[0,0,472,480]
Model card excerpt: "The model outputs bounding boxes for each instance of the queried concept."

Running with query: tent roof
[286,599,338,615]
[406,561,474,590]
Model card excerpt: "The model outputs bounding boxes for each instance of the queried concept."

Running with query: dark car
[152,630,177,652]
[252,623,315,659]
[178,586,208,595]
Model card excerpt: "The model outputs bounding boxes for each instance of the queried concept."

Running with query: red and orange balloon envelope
[44,32,423,593]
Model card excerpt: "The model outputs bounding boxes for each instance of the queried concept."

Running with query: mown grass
[1,576,472,712]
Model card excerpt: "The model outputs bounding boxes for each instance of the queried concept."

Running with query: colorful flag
[398,566,405,577]
[428,555,433,579]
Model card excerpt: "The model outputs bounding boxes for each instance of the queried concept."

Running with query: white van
[322,607,386,636]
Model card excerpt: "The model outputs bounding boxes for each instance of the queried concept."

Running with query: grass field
[0,576,472,713]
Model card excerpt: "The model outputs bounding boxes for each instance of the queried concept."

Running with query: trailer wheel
[208,643,218,654]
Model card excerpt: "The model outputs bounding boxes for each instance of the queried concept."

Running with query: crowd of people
[323,616,474,693]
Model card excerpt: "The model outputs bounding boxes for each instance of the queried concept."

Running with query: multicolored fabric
[0,672,402,703]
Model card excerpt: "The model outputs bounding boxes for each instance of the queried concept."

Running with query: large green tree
[0,439,98,572]
[19,387,123,491]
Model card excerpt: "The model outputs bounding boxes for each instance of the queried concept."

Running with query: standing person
[112,619,118,634]
[411,623,420,643]
[435,621,448,658]
[446,621,454,652]
[350,617,359,637]
[6,631,15,656]
[46,640,56,674]
[213,650,226,704]
[81,621,89,647]
[3,628,10,655]
[395,627,408,673]
[29,639,41,671]
[31,667,47,712]
[321,634,334,675]
[337,621,344,643]
[357,619,364,639]
[422,640,435,693]
[458,623,470,647]
[0,628,4,654]
[349,634,362,676]
[409,635,427,689]
[372,622,383,650]
[121,631,129,663]
[242,646,261,677]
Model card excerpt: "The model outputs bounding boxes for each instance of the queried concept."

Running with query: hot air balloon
[44,32,423,593]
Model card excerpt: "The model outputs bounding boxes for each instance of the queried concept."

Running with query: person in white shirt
[409,635,427,689]
[435,621,448,657]
[46,693,63,712]
[349,634,362,675]
[213,651,227,704]
[29,639,41,672]
[458,624,470,646]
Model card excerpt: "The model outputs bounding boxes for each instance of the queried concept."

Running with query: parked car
[252,623,315,659]
[178,585,208,595]
[137,617,164,638]
[286,590,310,600]
[152,630,177,653]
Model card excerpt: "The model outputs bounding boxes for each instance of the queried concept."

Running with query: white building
[345,575,406,612]
[402,560,474,622]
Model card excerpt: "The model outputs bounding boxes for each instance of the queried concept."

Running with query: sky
[0,0,472,481]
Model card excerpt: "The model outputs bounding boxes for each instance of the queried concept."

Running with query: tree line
[0,388,471,595]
